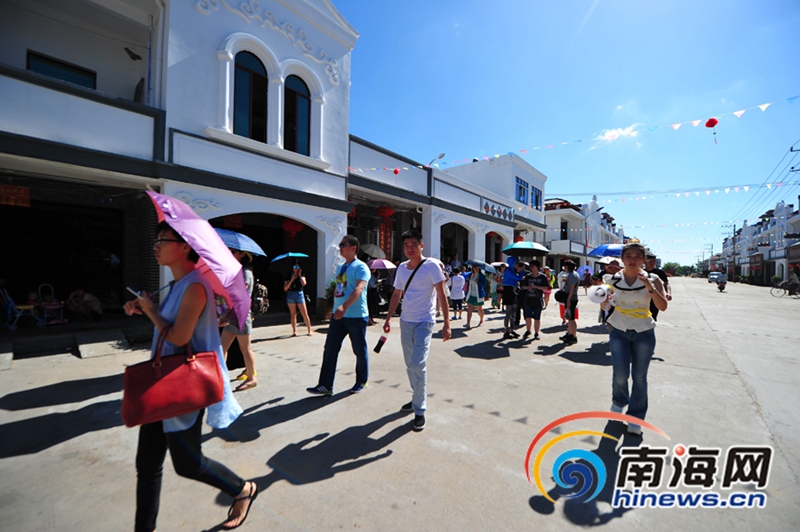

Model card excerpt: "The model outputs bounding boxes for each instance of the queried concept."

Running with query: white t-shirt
[393,258,446,323]
[449,274,465,300]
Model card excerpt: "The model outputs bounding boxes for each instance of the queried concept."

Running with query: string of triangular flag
[347,93,799,174]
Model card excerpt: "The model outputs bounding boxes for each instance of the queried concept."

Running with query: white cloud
[594,123,642,143]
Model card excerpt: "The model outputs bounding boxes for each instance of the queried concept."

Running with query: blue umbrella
[214,228,266,256]
[502,241,550,257]
[588,244,624,257]
[270,252,309,263]
[464,260,497,274]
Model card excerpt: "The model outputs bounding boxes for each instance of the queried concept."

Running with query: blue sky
[333,0,800,265]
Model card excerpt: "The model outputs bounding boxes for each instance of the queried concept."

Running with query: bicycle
[770,280,800,298]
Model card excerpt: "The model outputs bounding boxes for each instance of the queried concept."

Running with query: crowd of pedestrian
[122,194,671,529]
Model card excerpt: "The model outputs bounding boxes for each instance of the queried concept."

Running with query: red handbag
[121,326,224,427]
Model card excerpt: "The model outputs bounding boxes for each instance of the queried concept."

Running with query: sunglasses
[154,238,183,246]
[338,242,352,248]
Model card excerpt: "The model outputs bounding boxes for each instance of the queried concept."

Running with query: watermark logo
[525,411,669,503]
[525,411,772,508]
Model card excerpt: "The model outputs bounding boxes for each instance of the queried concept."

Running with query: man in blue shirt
[307,235,371,395]
[502,258,527,339]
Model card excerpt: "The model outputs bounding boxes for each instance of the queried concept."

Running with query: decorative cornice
[174,191,222,211]
[317,215,344,235]
[471,222,490,235]
[197,0,340,85]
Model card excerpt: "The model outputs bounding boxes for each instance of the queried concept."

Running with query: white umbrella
[361,243,386,259]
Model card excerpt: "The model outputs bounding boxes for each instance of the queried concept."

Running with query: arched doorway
[485,232,505,263]
[208,213,318,313]
[440,222,469,265]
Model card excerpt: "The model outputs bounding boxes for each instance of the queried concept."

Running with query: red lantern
[347,205,357,218]
[376,205,395,218]
[515,236,524,242]
[281,218,304,250]
[486,231,497,239]
[393,168,400,175]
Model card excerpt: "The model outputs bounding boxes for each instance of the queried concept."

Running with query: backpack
[250,280,269,315]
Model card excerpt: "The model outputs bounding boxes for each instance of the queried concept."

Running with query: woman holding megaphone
[600,243,667,436]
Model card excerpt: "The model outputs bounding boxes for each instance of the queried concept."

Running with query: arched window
[284,75,310,156]
[234,51,267,142]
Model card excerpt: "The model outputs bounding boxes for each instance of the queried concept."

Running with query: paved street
[1,277,798,531]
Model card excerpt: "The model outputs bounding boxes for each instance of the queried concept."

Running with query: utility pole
[723,223,737,280]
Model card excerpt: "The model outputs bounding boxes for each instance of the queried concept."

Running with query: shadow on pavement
[0,399,122,458]
[529,420,637,526]
[433,328,468,340]
[202,393,349,443]
[0,373,123,410]
[254,411,412,488]
[455,339,510,360]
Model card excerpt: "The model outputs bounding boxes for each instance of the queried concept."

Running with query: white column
[268,77,282,148]
[422,206,440,259]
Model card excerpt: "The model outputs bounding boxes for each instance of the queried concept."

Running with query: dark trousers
[135,410,244,532]
[367,287,378,320]
[318,317,369,390]
[649,301,660,322]
[503,286,517,329]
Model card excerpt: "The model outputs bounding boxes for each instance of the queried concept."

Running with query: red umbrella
[147,191,250,327]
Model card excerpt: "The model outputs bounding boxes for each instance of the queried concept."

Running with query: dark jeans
[135,410,244,532]
[318,317,369,390]
[367,287,378,320]
[503,286,517,329]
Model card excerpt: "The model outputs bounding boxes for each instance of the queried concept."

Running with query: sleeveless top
[605,271,660,333]
[151,269,243,432]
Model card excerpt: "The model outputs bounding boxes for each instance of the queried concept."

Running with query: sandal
[224,481,258,529]
[234,370,256,381]
[234,380,258,392]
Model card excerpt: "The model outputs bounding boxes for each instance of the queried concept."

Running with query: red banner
[0,185,31,207]
[379,219,392,259]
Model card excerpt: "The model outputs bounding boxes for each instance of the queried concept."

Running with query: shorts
[286,291,305,305]
[451,298,464,311]
[466,296,483,307]
[224,312,253,335]
[523,305,542,320]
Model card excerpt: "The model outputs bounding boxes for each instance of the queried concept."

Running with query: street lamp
[427,153,445,167]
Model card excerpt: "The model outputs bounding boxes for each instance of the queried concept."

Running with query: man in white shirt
[384,230,451,431]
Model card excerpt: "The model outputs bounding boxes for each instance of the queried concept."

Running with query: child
[449,266,465,320]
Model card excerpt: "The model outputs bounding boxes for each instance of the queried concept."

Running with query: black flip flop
[224,482,259,529]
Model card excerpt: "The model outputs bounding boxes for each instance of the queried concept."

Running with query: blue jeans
[400,320,435,415]
[318,317,369,390]
[609,326,656,422]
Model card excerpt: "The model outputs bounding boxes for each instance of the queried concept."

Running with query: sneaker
[522,331,531,339]
[306,385,332,396]
[401,401,414,413]
[413,414,426,431]
[611,403,624,414]
[559,333,570,341]
[627,423,642,435]
[563,335,577,345]
[533,333,540,341]
[503,333,513,340]
[511,331,521,338]
[350,382,367,394]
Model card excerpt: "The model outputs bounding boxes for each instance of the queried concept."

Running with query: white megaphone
[588,284,613,305]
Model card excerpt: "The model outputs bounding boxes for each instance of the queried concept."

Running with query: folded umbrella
[146,191,250,328]
[214,229,266,256]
